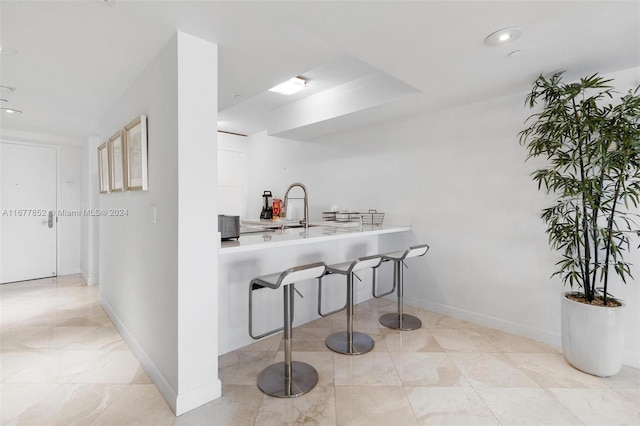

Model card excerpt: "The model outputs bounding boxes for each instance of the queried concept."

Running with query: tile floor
[1,275,638,425]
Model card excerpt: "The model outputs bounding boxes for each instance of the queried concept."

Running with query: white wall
[80,136,100,285]
[57,144,82,276]
[96,31,220,415]
[245,67,640,368]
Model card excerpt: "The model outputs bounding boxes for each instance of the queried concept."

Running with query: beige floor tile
[476,387,583,424]
[448,353,539,388]
[382,329,444,353]
[427,315,487,330]
[296,315,334,331]
[1,351,51,382]
[0,327,50,351]
[3,275,637,425]
[255,385,336,425]
[505,352,609,388]
[548,388,640,425]
[89,384,175,426]
[172,385,262,426]
[9,383,128,425]
[63,326,124,351]
[1,306,59,328]
[334,352,401,386]
[218,350,276,385]
[615,388,640,406]
[406,386,499,425]
[335,385,418,425]
[405,309,447,328]
[478,328,559,353]
[0,383,59,423]
[274,351,335,386]
[18,326,95,350]
[330,309,385,332]
[4,349,111,384]
[430,328,498,353]
[130,366,153,384]
[54,304,113,328]
[390,352,468,387]
[70,350,143,384]
[241,332,282,352]
[600,365,640,389]
[287,327,389,353]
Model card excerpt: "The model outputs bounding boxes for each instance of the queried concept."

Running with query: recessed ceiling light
[268,77,308,96]
[1,107,22,114]
[0,44,18,56]
[485,27,523,46]
[0,85,15,93]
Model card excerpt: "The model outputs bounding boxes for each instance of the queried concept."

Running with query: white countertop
[219,222,410,255]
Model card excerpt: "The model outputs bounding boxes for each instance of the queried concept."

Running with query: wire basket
[335,212,361,222]
[360,209,384,226]
[322,211,337,221]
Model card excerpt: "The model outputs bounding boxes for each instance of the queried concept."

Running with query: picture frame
[97,142,109,194]
[108,130,126,192]
[123,115,148,191]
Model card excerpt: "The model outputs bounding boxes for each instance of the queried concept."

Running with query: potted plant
[519,72,640,377]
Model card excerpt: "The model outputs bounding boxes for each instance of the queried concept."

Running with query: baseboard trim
[99,294,179,414]
[79,269,98,286]
[404,295,640,369]
[98,294,223,415]
[404,295,561,347]
[175,380,222,416]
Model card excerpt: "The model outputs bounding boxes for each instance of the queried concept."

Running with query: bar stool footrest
[257,361,318,398]
[325,331,375,355]
[379,313,422,331]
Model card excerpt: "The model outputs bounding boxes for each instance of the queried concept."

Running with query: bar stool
[317,255,382,355]
[249,262,327,398]
[373,244,430,331]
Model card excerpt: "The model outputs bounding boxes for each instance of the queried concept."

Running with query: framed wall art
[97,142,109,194]
[108,130,126,192]
[123,115,148,191]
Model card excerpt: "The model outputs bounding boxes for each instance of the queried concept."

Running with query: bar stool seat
[377,244,429,331]
[318,255,382,355]
[249,262,326,398]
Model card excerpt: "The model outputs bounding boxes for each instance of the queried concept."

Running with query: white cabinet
[217,132,248,216]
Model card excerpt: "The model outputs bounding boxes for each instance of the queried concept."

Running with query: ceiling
[1,1,639,142]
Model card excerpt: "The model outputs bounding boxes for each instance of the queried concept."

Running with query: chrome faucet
[283,182,309,229]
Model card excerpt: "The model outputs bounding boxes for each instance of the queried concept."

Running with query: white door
[0,143,57,284]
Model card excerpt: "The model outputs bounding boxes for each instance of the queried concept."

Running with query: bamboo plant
[519,72,640,305]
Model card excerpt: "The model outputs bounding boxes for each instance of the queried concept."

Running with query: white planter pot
[561,292,625,377]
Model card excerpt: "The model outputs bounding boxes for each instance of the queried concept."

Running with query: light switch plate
[148,205,157,224]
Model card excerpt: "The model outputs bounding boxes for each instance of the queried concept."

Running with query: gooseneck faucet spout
[282,182,309,229]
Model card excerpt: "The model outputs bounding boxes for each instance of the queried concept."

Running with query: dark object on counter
[218,215,240,240]
[260,190,273,219]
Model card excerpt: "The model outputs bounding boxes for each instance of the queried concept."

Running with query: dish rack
[322,209,385,226]
[322,211,361,222]
[359,209,385,226]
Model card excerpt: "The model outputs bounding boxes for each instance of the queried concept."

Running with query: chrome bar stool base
[249,262,327,398]
[325,331,375,355]
[257,361,319,398]
[318,255,382,356]
[377,244,430,331]
[379,312,422,331]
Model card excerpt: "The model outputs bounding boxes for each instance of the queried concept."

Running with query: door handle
[48,210,54,228]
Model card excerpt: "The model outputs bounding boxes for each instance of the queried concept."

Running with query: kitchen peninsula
[218,222,410,354]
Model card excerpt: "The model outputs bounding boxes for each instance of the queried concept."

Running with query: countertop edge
[218,225,410,255]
